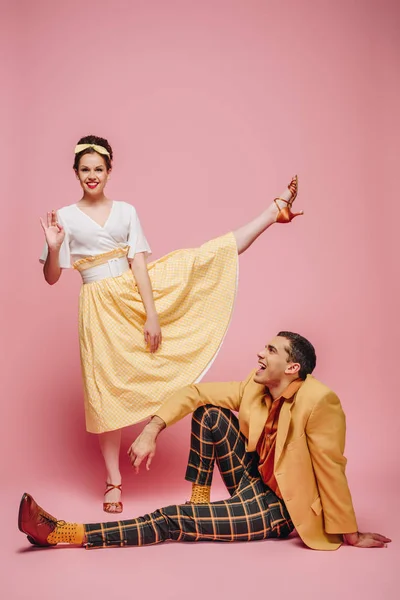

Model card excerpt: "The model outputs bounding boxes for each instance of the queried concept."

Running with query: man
[19,331,390,550]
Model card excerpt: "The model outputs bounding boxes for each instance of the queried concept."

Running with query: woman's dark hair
[277,331,317,380]
[73,135,113,171]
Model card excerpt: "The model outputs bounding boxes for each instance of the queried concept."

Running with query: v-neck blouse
[39,201,151,268]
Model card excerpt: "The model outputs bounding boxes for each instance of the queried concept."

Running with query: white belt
[81,256,130,284]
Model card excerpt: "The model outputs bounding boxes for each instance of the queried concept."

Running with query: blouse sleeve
[127,206,152,259]
[39,211,71,268]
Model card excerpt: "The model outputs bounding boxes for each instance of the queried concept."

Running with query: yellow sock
[47,521,85,545]
[190,484,211,504]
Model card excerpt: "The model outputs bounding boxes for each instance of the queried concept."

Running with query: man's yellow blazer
[156,371,358,550]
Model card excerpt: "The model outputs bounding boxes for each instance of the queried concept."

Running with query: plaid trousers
[85,406,293,548]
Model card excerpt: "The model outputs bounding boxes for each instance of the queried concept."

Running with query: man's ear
[285,363,301,375]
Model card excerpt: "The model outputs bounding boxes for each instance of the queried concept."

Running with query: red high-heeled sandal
[103,483,123,514]
[274,175,303,223]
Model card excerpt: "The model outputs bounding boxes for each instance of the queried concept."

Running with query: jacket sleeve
[155,378,248,427]
[306,391,358,534]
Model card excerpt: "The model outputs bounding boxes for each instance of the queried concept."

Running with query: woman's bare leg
[99,429,122,512]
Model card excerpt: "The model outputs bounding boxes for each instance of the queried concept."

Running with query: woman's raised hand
[40,210,65,250]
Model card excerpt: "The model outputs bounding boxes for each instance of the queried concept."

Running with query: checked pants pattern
[84,406,293,548]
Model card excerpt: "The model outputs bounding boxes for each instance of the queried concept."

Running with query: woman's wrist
[146,310,159,319]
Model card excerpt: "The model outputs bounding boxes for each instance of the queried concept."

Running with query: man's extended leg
[185,405,252,503]
[21,487,293,548]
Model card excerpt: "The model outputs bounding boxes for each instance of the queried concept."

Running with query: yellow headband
[74,143,110,157]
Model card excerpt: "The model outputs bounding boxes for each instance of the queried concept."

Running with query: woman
[40,134,302,513]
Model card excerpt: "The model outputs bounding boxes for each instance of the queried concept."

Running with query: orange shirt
[257,379,304,498]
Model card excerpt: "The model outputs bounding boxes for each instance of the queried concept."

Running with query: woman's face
[75,152,110,196]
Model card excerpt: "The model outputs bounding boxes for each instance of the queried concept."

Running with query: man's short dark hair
[277,331,317,380]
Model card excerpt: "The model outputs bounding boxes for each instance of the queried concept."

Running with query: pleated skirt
[75,233,238,433]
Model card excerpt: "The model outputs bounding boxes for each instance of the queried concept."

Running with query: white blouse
[40,201,151,268]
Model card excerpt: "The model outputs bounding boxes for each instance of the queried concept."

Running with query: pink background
[2,0,399,598]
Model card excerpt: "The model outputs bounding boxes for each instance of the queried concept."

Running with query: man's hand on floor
[344,531,392,548]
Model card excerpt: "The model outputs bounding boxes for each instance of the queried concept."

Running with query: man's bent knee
[192,405,231,426]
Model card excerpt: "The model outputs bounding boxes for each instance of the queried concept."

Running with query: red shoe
[103,483,123,514]
[274,175,303,223]
[18,493,61,547]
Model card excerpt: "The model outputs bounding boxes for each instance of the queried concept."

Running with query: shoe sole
[18,493,29,533]
[27,535,38,546]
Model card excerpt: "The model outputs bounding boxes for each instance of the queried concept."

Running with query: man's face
[254,336,299,386]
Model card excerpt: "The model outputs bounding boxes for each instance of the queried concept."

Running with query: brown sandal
[103,483,123,514]
[274,175,303,223]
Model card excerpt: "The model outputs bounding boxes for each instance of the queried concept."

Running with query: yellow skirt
[75,233,238,433]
